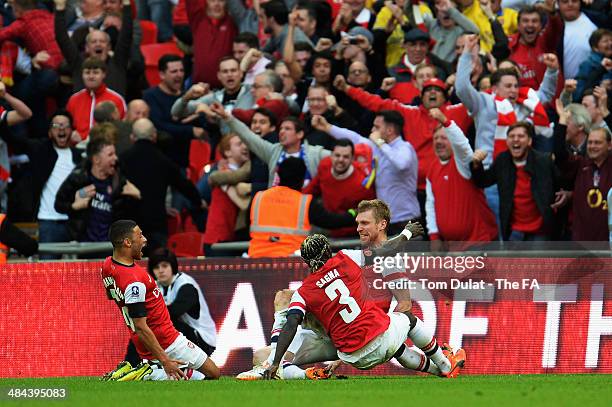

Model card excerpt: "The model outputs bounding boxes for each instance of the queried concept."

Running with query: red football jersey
[101,257,179,359]
[288,251,390,353]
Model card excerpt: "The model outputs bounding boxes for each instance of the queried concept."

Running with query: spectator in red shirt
[507,6,562,91]
[303,138,375,237]
[0,0,63,137]
[186,0,237,89]
[426,108,497,250]
[66,57,127,140]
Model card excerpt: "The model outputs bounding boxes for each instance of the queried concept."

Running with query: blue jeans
[136,0,173,42]
[38,219,71,260]
[484,185,502,241]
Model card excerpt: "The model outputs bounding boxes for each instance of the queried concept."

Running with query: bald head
[132,118,156,141]
[126,99,150,122]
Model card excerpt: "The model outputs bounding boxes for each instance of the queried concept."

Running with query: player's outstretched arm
[263,313,303,380]
[132,317,187,380]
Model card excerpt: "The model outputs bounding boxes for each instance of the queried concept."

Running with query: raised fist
[381,77,397,92]
[333,75,349,92]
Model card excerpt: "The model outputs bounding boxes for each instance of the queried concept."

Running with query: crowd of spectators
[0,0,611,259]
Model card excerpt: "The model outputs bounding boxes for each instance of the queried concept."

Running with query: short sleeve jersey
[288,251,390,353]
[101,256,179,358]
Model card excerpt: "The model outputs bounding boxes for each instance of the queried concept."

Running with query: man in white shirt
[560,0,597,79]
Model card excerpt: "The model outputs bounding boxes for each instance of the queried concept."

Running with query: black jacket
[2,132,81,222]
[54,162,136,241]
[120,139,201,236]
[471,149,561,240]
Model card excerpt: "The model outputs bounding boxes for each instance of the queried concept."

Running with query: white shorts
[337,312,410,370]
[164,333,208,370]
[290,329,338,366]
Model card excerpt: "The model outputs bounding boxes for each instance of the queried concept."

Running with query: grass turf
[0,375,609,407]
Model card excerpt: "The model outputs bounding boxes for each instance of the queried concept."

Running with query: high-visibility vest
[0,214,7,263]
[248,186,312,258]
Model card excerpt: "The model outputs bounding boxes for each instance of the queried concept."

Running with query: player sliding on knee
[263,231,465,380]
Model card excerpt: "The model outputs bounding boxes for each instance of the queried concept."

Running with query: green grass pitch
[0,375,609,407]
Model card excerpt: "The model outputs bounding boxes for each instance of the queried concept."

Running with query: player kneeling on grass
[263,233,466,380]
[100,220,220,381]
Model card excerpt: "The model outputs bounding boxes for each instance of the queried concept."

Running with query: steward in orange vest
[248,157,357,258]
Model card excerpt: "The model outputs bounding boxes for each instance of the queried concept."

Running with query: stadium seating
[139,20,159,46]
[141,42,184,87]
[167,232,205,257]
[188,139,212,184]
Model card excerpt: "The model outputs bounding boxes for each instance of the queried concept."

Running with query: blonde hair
[357,199,391,227]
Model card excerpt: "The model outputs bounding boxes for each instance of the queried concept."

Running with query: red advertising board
[1,257,611,378]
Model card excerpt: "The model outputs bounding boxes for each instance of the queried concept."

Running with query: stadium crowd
[0,0,611,260]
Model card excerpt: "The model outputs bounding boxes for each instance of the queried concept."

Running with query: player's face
[130,226,147,260]
[153,261,174,286]
[356,209,387,246]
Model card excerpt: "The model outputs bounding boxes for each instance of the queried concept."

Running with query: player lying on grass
[100,220,220,381]
[238,201,458,380]
[262,233,466,380]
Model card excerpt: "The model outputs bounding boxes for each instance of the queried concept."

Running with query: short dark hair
[517,6,543,24]
[109,220,137,248]
[82,57,106,72]
[218,55,240,69]
[86,132,115,159]
[148,248,179,277]
[13,0,36,10]
[333,138,355,155]
[508,121,535,138]
[589,28,612,50]
[253,107,278,127]
[158,54,182,72]
[278,156,306,189]
[94,101,118,123]
[49,110,73,128]
[294,42,314,53]
[376,110,404,135]
[491,68,520,86]
[296,3,317,21]
[233,32,260,49]
[281,116,305,133]
[312,50,333,65]
[262,0,288,25]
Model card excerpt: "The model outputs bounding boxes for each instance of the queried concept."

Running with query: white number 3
[325,280,361,323]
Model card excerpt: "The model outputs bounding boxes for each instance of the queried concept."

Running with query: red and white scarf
[493,87,551,160]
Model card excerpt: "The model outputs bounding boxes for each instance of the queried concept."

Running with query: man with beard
[55,135,140,243]
[260,0,313,56]
[2,111,81,258]
[303,139,375,238]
